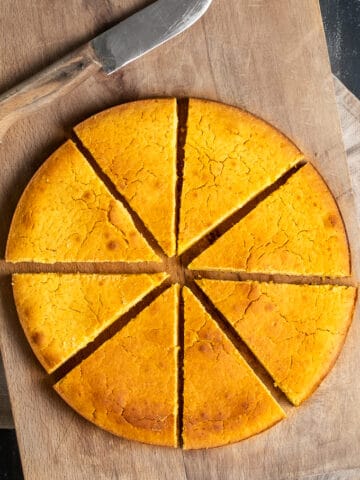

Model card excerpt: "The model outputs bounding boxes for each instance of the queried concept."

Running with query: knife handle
[0,43,102,140]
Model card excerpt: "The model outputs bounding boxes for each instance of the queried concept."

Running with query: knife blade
[93,0,213,74]
[0,0,213,139]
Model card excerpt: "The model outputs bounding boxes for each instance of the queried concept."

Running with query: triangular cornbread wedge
[6,141,158,263]
[182,287,285,449]
[13,273,167,373]
[54,286,180,447]
[178,99,303,254]
[74,99,178,256]
[197,280,357,406]
[190,164,350,276]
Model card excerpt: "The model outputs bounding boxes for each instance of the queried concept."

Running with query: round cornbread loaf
[7,99,356,449]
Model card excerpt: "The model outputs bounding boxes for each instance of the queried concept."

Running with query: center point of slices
[163,256,186,286]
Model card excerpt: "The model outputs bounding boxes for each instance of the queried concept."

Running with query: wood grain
[0,1,359,479]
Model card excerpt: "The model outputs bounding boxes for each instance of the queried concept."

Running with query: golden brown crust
[178,98,304,254]
[75,99,178,256]
[197,280,357,406]
[13,273,166,373]
[182,287,285,449]
[54,286,180,447]
[190,163,350,277]
[6,141,158,263]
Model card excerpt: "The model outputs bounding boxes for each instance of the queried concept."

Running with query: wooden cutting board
[0,1,359,479]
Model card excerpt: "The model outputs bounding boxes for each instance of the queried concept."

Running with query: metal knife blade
[92,0,213,74]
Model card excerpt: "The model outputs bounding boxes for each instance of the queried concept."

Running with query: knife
[0,0,213,139]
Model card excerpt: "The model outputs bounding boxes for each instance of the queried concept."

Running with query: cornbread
[55,286,180,447]
[197,280,357,405]
[75,99,178,256]
[6,141,158,263]
[190,164,350,276]
[182,287,285,449]
[13,273,166,373]
[178,99,304,254]
[7,98,356,449]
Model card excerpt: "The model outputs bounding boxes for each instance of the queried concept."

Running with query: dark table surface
[1,1,359,478]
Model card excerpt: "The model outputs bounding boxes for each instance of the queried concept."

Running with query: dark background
[1,1,360,478]
[321,0,360,98]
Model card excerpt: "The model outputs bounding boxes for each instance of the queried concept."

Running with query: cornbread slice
[190,164,350,276]
[13,273,166,373]
[182,287,285,449]
[6,141,158,263]
[197,280,357,406]
[178,99,303,254]
[55,286,180,447]
[75,99,178,256]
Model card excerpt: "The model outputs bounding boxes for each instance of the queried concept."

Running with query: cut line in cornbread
[178,99,304,254]
[197,279,357,405]
[13,272,167,373]
[55,285,180,447]
[182,287,285,449]
[6,141,158,263]
[75,99,178,256]
[190,164,350,277]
